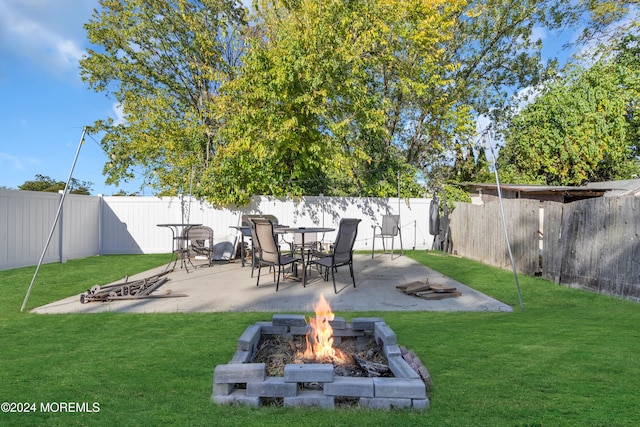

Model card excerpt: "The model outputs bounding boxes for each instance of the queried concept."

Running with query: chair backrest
[242,214,279,236]
[186,225,213,248]
[333,218,361,264]
[252,218,279,264]
[247,218,262,253]
[381,215,400,236]
[294,232,318,246]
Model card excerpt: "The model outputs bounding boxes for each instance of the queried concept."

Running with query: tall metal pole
[486,130,524,310]
[21,127,87,312]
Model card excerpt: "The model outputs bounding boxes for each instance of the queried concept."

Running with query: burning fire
[303,294,347,363]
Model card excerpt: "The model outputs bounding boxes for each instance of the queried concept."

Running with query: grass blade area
[0,252,638,426]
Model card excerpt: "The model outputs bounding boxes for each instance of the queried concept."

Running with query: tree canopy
[498,35,640,185]
[80,0,640,206]
[18,175,93,195]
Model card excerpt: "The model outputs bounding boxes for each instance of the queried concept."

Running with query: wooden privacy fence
[543,197,640,301]
[449,199,540,275]
[449,197,640,301]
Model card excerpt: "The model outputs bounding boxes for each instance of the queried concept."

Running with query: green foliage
[80,0,640,205]
[18,174,93,195]
[81,0,246,197]
[499,35,640,185]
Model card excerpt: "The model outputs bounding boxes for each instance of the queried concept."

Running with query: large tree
[498,35,640,185]
[81,0,246,198]
[81,0,639,205]
[204,0,465,204]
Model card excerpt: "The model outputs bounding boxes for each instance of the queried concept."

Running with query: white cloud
[0,152,25,170]
[112,103,126,126]
[0,0,95,73]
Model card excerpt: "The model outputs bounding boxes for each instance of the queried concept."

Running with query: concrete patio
[31,254,512,314]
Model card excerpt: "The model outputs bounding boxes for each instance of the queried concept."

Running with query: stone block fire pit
[212,307,430,410]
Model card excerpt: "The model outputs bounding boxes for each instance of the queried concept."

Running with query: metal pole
[486,131,524,310]
[21,127,87,311]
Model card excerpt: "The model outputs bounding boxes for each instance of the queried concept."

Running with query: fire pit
[212,295,430,410]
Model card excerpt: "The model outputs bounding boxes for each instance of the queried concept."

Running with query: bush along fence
[449,197,640,302]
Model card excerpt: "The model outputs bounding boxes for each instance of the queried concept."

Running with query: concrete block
[289,325,311,336]
[284,390,334,408]
[247,377,298,397]
[329,317,346,330]
[258,321,289,335]
[214,363,265,384]
[272,314,306,327]
[284,364,334,383]
[373,322,397,346]
[213,382,235,396]
[237,324,261,352]
[230,349,253,363]
[360,397,412,409]
[384,344,402,358]
[388,355,420,379]
[412,398,430,410]
[212,389,260,406]
[351,317,384,331]
[373,377,426,399]
[323,376,374,398]
[331,325,365,337]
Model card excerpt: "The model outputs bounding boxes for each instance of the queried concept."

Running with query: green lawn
[1,252,638,426]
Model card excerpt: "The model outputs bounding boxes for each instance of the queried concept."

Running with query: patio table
[157,223,202,271]
[279,227,335,286]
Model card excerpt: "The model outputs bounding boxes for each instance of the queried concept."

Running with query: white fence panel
[1,190,435,270]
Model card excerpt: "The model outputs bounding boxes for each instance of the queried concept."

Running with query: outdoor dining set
[157,213,403,294]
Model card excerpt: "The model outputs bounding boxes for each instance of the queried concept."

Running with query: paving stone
[388,355,420,379]
[373,377,426,399]
[373,322,397,346]
[284,364,334,383]
[214,363,265,384]
[272,314,306,327]
[323,376,374,398]
[284,390,334,408]
[257,321,289,335]
[237,324,261,352]
[247,377,298,397]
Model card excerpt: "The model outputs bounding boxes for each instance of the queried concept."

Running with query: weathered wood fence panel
[543,197,640,301]
[449,200,540,275]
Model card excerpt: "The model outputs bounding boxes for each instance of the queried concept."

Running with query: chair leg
[256,264,261,287]
[371,233,375,258]
[331,267,337,294]
[349,262,356,288]
[276,265,281,292]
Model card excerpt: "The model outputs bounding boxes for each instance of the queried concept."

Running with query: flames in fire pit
[303,294,348,363]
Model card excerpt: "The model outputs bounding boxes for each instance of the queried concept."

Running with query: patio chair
[184,225,214,269]
[371,214,403,258]
[252,218,301,291]
[309,218,361,293]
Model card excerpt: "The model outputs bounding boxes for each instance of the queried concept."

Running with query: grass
[0,252,639,426]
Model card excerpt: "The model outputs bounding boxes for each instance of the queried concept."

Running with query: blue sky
[0,1,576,195]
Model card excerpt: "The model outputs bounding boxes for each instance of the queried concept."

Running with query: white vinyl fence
[1,189,434,271]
